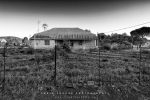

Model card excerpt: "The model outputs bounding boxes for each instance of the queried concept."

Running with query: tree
[85,29,91,32]
[122,33,128,36]
[111,33,123,44]
[130,26,150,85]
[130,26,150,48]
[22,37,28,46]
[42,23,48,31]
[130,27,150,38]
[97,33,105,41]
[6,37,12,46]
[97,33,106,47]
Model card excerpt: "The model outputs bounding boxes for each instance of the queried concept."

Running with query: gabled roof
[0,38,7,43]
[30,28,97,40]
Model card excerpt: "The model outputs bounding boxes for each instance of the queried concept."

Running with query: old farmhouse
[30,28,97,49]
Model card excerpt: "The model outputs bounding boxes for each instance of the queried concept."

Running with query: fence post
[139,42,142,85]
[54,45,57,86]
[99,46,100,86]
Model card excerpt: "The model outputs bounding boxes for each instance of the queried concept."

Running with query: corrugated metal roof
[30,28,97,40]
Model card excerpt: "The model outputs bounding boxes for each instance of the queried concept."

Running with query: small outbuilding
[0,38,7,46]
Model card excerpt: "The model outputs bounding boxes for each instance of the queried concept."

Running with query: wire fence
[0,47,150,99]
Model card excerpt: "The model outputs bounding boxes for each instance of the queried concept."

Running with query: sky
[1,0,150,39]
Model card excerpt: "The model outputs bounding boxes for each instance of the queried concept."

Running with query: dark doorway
[70,42,73,46]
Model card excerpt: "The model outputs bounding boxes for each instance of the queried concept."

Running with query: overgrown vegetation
[0,45,150,100]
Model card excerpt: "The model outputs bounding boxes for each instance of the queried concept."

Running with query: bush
[34,49,43,53]
[89,48,99,52]
[119,44,126,49]
[61,41,71,53]
[59,49,69,58]
[50,45,69,59]
[141,50,150,54]
[20,50,25,54]
[112,46,118,50]
[14,56,21,59]
[50,45,61,53]
[124,58,129,62]
[29,58,35,61]
[26,48,34,54]
[42,53,54,62]
[35,54,43,64]
[103,44,111,50]
[102,59,108,62]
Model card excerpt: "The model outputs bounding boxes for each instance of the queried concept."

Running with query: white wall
[72,40,96,50]
[142,41,150,48]
[30,39,96,50]
[30,40,55,49]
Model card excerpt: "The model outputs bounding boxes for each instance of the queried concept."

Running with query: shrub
[89,48,99,52]
[124,58,129,62]
[20,50,25,54]
[50,45,69,59]
[141,50,150,54]
[42,53,54,62]
[14,56,20,59]
[59,49,69,59]
[34,49,43,53]
[119,44,126,49]
[103,44,111,50]
[61,41,71,53]
[101,59,108,62]
[26,48,34,54]
[112,46,118,50]
[50,45,61,54]
[29,58,35,61]
[35,54,43,64]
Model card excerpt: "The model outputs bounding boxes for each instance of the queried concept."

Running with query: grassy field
[0,47,150,100]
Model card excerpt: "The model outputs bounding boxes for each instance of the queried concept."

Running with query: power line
[103,22,150,33]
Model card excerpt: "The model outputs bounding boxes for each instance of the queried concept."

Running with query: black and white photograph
[1,0,150,99]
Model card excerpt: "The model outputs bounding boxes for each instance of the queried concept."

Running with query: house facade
[30,28,97,50]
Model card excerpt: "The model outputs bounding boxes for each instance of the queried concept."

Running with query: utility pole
[54,45,57,86]
[139,40,142,85]
[97,33,105,86]
[3,42,7,94]
[34,21,41,49]
[97,33,101,87]
[37,21,41,32]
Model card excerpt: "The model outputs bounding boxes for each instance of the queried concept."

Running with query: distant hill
[0,36,22,44]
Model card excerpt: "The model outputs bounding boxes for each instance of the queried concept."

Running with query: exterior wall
[30,39,55,49]
[30,39,96,50]
[72,40,96,50]
[133,41,150,48]
[142,41,150,48]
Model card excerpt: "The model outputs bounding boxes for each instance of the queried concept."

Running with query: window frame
[44,40,50,45]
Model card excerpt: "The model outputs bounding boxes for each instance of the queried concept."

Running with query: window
[45,40,50,45]
[79,40,83,45]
